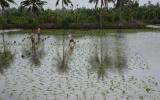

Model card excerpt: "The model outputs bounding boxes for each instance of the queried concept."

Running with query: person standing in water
[31,27,40,48]
[68,33,75,49]
[37,27,41,43]
[31,32,36,49]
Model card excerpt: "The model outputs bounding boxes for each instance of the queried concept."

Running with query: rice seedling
[53,48,73,73]
[21,42,45,66]
[0,50,14,74]
[53,33,74,73]
[89,36,112,79]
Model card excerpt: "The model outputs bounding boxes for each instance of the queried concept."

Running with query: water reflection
[89,36,112,79]
[30,44,45,66]
[114,33,128,74]
[0,47,14,74]
[53,49,73,73]
[0,31,15,74]
[89,33,128,79]
[53,35,74,73]
[0,32,160,100]
[21,37,45,67]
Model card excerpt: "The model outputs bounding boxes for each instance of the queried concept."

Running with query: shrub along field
[0,1,160,29]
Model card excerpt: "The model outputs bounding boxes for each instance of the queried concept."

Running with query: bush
[1,3,160,29]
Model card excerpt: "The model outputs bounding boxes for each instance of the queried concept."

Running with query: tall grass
[0,50,14,74]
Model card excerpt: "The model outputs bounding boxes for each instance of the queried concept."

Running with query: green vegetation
[0,0,15,54]
[0,0,159,29]
[114,34,127,74]
[54,51,69,73]
[20,0,47,14]
[89,37,112,79]
[5,28,160,36]
[0,50,14,74]
[56,0,73,9]
[21,43,45,66]
[53,48,73,73]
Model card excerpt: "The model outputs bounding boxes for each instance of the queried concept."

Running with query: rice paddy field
[0,29,160,100]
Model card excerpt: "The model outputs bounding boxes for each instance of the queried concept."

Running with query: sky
[11,0,160,10]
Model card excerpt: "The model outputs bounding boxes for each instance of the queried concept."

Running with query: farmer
[31,32,36,48]
[37,27,41,43]
[68,33,75,49]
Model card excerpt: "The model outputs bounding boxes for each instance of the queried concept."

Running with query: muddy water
[0,32,160,100]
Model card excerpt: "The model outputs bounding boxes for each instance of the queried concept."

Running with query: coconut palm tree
[115,0,121,8]
[20,0,47,64]
[20,0,47,15]
[89,0,114,8]
[0,0,15,55]
[89,0,114,28]
[0,0,15,10]
[115,0,138,8]
[55,0,72,71]
[116,0,137,27]
[0,0,15,73]
[56,0,73,10]
[20,0,47,40]
[20,0,47,28]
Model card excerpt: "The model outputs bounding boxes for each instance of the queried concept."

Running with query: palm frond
[89,0,114,8]
[20,0,47,14]
[56,0,60,6]
[56,0,72,7]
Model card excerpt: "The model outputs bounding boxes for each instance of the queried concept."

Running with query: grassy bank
[0,23,145,29]
[6,28,160,35]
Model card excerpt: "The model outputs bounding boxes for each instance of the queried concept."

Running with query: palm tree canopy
[56,0,73,7]
[0,0,15,9]
[20,0,47,14]
[115,0,138,8]
[89,0,115,8]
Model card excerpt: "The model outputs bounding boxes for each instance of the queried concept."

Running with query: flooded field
[0,31,160,100]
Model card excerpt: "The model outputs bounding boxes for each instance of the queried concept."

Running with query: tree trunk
[62,0,64,10]
[116,0,121,8]
[100,6,103,29]
[1,7,6,56]
[62,1,65,69]
[62,32,65,68]
[2,29,6,55]
[100,1,104,65]
[106,0,109,10]
[119,0,123,27]
[100,36,103,66]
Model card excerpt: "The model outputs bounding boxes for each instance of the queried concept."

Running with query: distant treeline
[0,2,160,29]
